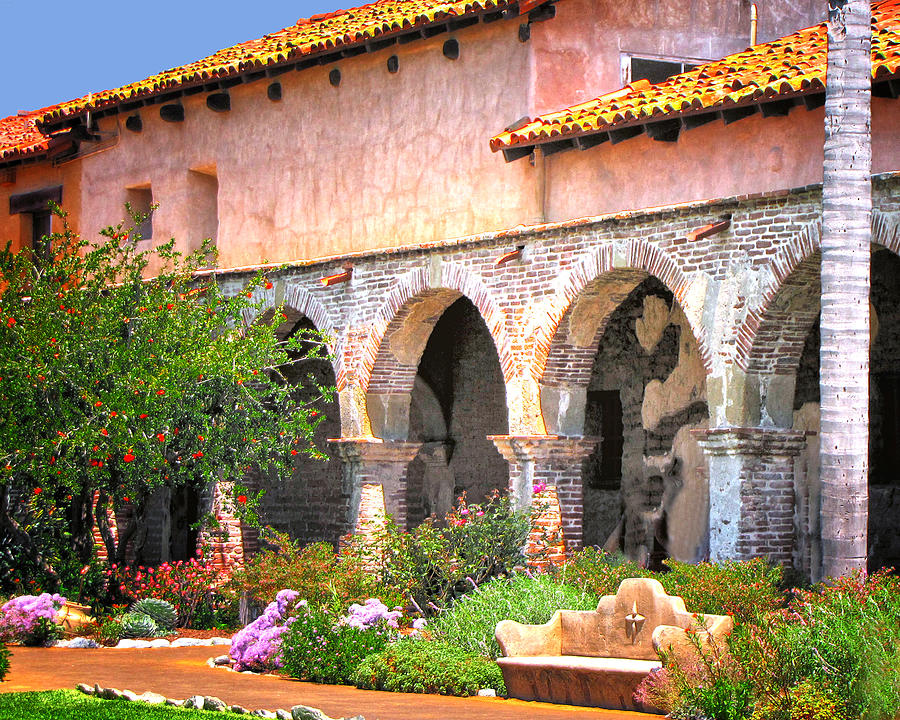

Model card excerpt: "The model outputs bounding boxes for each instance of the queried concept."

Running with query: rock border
[76,683,363,720]
[56,636,232,649]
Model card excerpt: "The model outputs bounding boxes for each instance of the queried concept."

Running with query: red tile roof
[491,0,900,155]
[40,0,535,127]
[0,110,51,163]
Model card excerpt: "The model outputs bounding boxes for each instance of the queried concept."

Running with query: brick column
[330,438,422,537]
[695,427,808,565]
[199,481,246,572]
[489,435,599,551]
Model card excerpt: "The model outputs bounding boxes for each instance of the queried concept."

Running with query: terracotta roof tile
[0,110,51,163]
[491,0,900,153]
[40,0,530,126]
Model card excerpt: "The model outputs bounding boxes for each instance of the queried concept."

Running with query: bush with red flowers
[0,204,331,590]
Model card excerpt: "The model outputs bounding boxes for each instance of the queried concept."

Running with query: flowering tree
[0,206,330,583]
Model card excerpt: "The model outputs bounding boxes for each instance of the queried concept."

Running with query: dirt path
[2,646,651,720]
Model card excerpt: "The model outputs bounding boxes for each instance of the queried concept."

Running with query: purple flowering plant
[341,598,402,630]
[0,593,66,646]
[229,589,302,671]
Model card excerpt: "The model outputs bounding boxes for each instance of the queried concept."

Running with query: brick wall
[203,176,900,569]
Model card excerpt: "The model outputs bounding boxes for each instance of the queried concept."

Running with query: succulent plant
[120,612,159,639]
[132,598,177,631]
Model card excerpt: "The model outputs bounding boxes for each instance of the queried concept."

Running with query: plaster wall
[530,0,822,115]
[543,100,900,223]
[77,19,537,268]
[583,278,708,564]
[0,160,81,253]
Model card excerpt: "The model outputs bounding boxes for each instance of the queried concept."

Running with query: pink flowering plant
[0,592,66,646]
[370,490,530,610]
[107,552,230,628]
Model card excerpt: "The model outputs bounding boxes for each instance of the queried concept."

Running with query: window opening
[126,186,153,240]
[621,54,704,85]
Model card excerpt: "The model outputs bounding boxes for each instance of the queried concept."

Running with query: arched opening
[247,308,345,547]
[405,297,509,526]
[790,247,900,572]
[580,276,708,566]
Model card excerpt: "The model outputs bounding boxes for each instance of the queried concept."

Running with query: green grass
[0,690,244,720]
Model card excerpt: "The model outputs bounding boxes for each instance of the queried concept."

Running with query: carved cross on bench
[624,601,646,643]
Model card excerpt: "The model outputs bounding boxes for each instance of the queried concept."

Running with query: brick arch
[242,283,344,382]
[736,211,900,374]
[360,264,514,395]
[531,240,709,387]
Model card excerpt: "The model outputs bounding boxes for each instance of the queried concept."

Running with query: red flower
[123,451,135,463]
[291,449,298,456]
[197,435,204,441]
[192,451,204,459]
[100,428,108,436]
[139,414,148,419]
[265,281,273,290]
[166,303,174,310]
[245,292,252,298]
[156,389,165,396]
[33,487,42,494]
[110,411,117,417]
[157,433,165,442]
[6,317,15,327]
[237,494,247,504]
[94,401,103,408]
[123,496,130,502]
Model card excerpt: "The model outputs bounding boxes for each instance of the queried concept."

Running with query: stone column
[330,438,422,537]
[489,435,599,551]
[695,427,808,565]
[418,441,455,520]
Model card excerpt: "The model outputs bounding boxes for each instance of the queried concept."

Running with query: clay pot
[59,602,94,632]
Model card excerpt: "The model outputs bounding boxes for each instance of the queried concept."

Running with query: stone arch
[736,211,900,376]
[242,283,344,383]
[531,239,709,390]
[360,263,515,396]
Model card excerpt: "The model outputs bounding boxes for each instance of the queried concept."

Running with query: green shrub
[556,547,652,597]
[778,569,900,720]
[428,572,597,658]
[659,557,784,622]
[119,612,158,639]
[0,644,9,681]
[92,617,123,646]
[371,491,530,609]
[353,640,506,696]
[279,603,390,685]
[131,598,176,631]
[23,618,62,648]
[227,532,394,612]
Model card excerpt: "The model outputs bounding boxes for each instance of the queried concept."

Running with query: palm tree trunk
[820,0,872,580]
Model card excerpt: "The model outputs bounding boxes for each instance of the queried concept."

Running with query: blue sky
[0,1,341,119]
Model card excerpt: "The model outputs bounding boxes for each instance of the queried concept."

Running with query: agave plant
[132,598,177,631]
[120,612,159,639]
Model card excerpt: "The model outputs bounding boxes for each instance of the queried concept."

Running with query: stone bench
[495,577,733,712]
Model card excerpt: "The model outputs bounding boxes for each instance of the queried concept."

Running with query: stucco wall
[0,160,81,253]
[543,99,900,224]
[77,18,537,268]
[530,0,823,116]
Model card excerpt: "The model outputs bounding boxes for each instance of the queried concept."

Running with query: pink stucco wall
[0,161,81,254]
[529,0,823,116]
[542,98,900,223]
[78,19,538,268]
